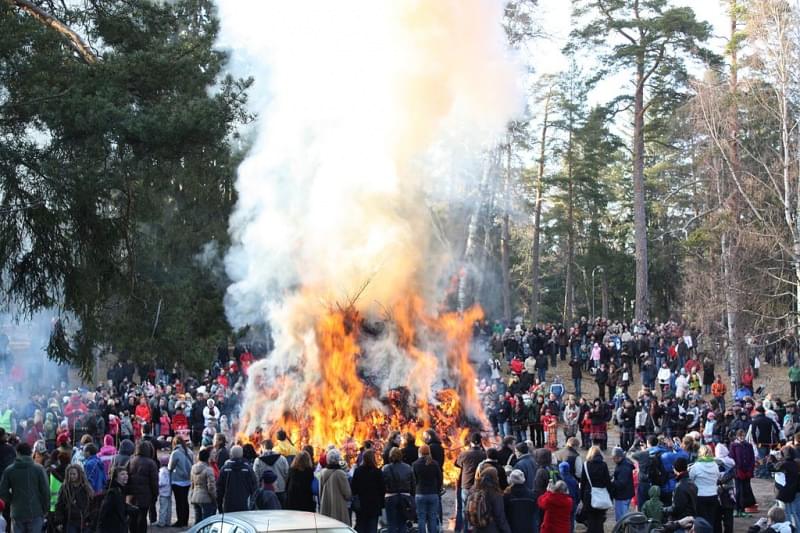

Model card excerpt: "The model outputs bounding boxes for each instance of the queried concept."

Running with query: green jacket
[789,366,800,383]
[0,456,49,519]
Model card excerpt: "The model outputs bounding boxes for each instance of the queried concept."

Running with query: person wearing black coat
[189,394,206,446]
[423,430,445,473]
[580,446,611,533]
[351,450,385,533]
[666,458,697,521]
[97,468,130,533]
[503,470,536,533]
[483,449,508,490]
[126,441,158,533]
[286,451,315,512]
[217,445,258,513]
[401,433,419,465]
[610,447,635,522]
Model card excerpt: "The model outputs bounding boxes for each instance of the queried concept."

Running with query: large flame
[216,0,522,483]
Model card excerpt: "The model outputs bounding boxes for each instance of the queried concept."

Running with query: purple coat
[730,440,755,479]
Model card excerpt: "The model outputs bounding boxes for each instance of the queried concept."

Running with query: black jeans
[129,505,150,533]
[792,381,800,399]
[172,485,190,526]
[355,512,379,533]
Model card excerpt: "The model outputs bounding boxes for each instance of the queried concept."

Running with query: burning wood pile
[238,295,487,482]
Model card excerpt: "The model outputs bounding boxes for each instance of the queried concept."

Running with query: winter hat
[611,447,625,458]
[707,412,716,420]
[507,469,526,486]
[261,469,278,484]
[56,434,69,447]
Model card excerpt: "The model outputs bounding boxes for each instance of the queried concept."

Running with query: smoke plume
[216,0,522,435]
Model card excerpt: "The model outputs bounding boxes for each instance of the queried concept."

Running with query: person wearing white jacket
[657,363,672,397]
[689,446,721,529]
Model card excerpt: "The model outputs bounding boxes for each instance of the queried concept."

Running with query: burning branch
[7,0,99,65]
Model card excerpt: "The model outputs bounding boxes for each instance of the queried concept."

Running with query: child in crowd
[642,485,664,524]
[157,456,172,527]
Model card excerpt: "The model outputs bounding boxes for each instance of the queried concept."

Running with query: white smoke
[216,0,523,427]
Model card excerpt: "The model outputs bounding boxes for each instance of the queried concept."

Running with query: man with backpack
[629,436,662,512]
[455,433,485,533]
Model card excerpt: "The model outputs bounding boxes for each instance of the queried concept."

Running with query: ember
[238,296,487,483]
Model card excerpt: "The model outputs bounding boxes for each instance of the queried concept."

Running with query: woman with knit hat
[502,469,535,533]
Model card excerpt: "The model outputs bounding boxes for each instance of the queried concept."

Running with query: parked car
[188,510,356,533]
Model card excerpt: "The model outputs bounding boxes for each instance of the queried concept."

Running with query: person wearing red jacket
[538,481,575,533]
[64,394,88,427]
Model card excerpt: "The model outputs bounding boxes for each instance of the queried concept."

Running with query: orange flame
[239,296,487,483]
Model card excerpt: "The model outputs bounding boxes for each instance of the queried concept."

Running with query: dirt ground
[157,359,790,532]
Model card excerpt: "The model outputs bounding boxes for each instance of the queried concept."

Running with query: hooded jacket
[255,451,289,493]
[513,453,536,492]
[0,455,49,519]
[110,439,134,471]
[641,485,664,523]
[558,462,579,510]
[611,457,635,500]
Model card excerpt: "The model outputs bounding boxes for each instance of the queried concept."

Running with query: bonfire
[238,295,488,482]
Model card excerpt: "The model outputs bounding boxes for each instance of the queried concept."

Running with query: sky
[535,0,731,103]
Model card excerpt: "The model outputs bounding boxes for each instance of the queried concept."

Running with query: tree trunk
[459,158,492,312]
[563,103,575,325]
[633,58,649,321]
[500,133,513,322]
[601,269,609,319]
[724,0,744,388]
[530,93,551,324]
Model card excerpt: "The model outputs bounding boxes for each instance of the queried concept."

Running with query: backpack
[466,490,492,528]
[648,451,668,487]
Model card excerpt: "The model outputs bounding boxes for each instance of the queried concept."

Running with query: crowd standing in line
[0,318,796,533]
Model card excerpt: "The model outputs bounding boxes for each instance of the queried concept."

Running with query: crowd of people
[0,316,795,533]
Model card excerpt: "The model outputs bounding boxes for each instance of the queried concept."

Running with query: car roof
[199,511,352,533]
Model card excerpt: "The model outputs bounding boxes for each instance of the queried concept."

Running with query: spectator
[666,458,697,521]
[286,451,316,513]
[167,435,193,527]
[189,447,217,523]
[689,445,721,530]
[250,470,281,510]
[126,440,158,533]
[156,457,172,527]
[0,442,49,533]
[217,445,257,513]
[97,467,129,533]
[502,469,536,533]
[468,467,511,533]
[54,464,94,533]
[80,443,106,495]
[412,444,442,533]
[455,432,486,532]
[320,449,352,526]
[579,445,610,533]
[610,446,634,522]
[537,480,573,533]
[351,449,384,533]
[255,439,289,508]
